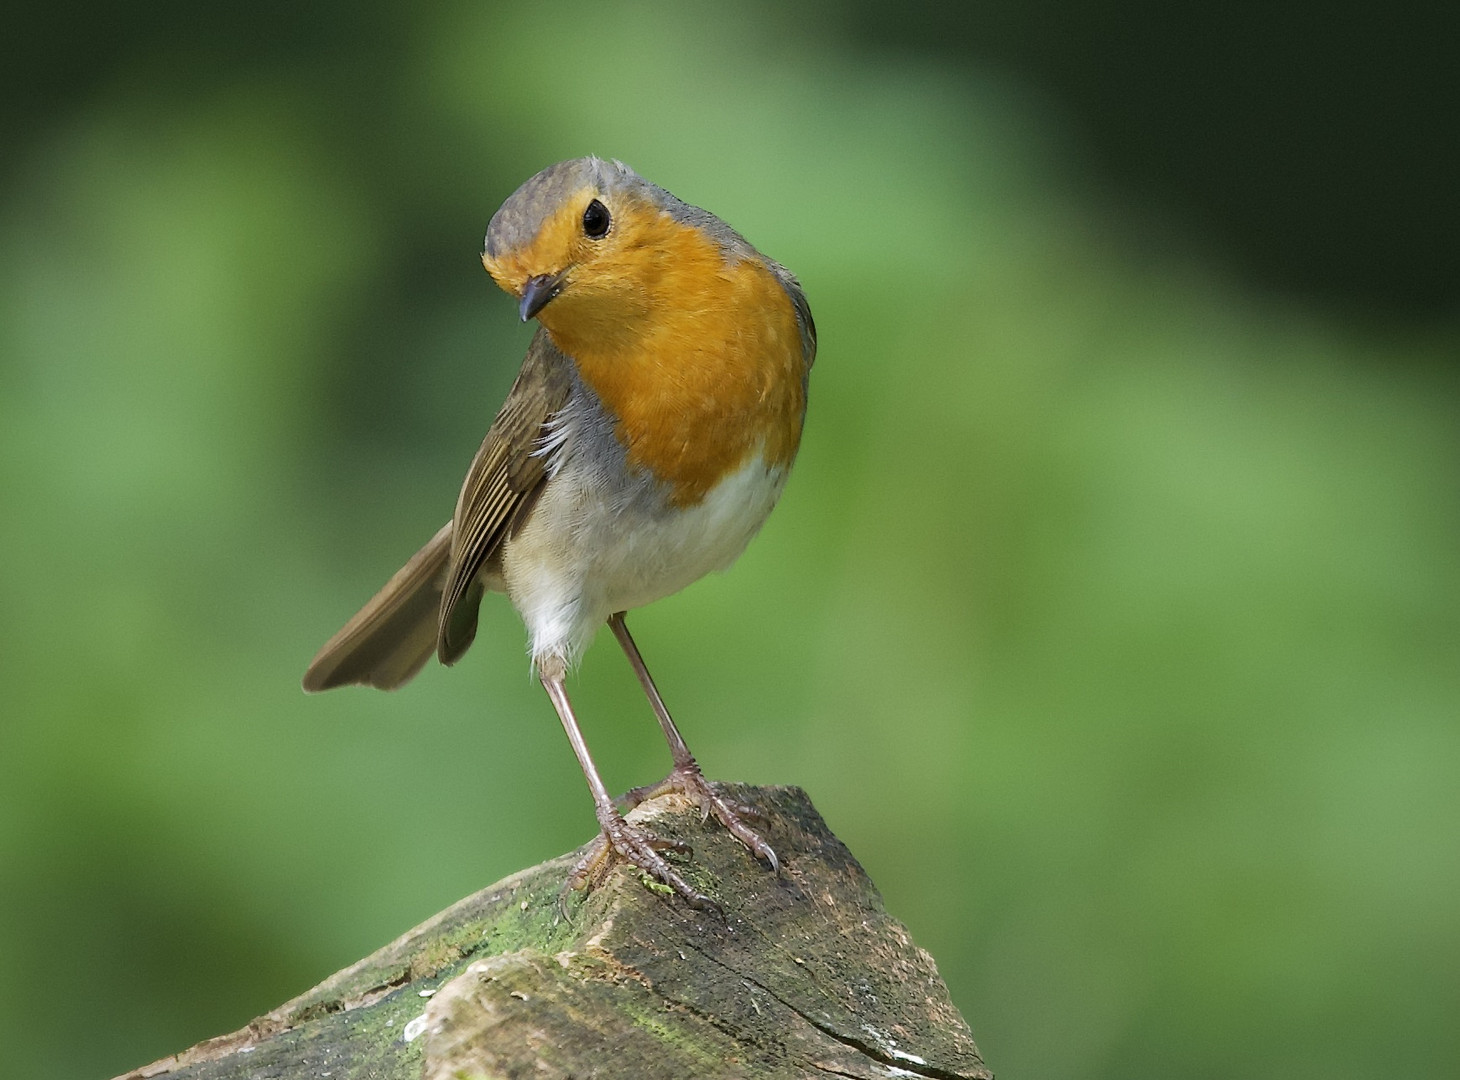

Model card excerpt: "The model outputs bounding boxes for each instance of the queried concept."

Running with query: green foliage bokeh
[2,3,1457,1078]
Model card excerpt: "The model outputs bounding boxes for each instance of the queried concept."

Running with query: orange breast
[543,220,807,507]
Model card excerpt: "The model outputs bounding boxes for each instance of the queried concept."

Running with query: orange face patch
[481,184,600,300]
[488,197,807,507]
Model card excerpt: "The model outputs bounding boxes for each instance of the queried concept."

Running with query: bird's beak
[519,271,568,322]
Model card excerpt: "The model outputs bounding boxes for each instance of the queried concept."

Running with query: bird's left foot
[621,765,779,873]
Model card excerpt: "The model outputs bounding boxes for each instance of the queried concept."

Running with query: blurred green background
[3,1,1457,1077]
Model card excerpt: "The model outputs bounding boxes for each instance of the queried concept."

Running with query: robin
[303,157,815,909]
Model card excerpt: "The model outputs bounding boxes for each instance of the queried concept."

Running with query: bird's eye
[582,199,611,239]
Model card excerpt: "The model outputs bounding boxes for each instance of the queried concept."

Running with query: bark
[117,784,990,1080]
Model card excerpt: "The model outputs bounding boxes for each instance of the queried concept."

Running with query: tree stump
[117,785,990,1079]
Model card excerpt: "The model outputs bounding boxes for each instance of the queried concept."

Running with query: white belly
[500,449,787,667]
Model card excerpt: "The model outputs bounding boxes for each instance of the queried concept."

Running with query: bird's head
[481,157,750,360]
[480,157,658,347]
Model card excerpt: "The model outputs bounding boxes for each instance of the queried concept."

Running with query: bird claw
[561,810,721,914]
[620,766,779,874]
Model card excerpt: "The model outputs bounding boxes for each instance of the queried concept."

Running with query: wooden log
[118,784,990,1080]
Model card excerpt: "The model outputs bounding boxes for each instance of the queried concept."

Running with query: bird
[303,156,815,910]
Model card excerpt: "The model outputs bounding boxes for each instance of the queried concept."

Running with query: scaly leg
[608,612,779,872]
[538,657,716,910]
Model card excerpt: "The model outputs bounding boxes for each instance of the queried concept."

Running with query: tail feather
[303,522,453,692]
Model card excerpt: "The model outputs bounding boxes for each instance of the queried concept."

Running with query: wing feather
[437,330,573,664]
[302,330,573,688]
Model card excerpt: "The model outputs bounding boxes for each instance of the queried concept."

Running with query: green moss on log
[118,785,989,1080]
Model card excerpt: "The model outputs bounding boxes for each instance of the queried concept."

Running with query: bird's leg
[538,657,717,911]
[608,613,779,872]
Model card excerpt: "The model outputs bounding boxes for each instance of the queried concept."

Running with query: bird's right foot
[562,807,722,916]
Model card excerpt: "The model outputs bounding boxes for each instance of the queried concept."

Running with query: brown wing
[765,258,816,373]
[302,330,571,691]
[437,329,573,665]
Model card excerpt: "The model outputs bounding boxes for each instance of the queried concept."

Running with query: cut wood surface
[118,784,990,1080]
